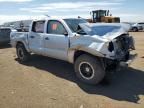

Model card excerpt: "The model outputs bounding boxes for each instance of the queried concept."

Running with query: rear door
[43,20,69,61]
[28,21,45,55]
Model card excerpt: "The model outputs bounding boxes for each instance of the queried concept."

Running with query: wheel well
[74,50,99,62]
[133,27,138,29]
[16,41,24,48]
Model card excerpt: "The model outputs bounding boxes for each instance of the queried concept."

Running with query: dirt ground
[0,32,144,108]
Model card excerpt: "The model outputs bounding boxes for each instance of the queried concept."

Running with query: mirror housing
[64,32,68,36]
[73,33,80,37]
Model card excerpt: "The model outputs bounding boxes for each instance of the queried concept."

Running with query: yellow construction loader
[87,10,120,23]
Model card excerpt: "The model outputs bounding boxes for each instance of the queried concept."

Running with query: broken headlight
[108,41,114,52]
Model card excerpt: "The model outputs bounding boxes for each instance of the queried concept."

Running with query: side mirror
[74,33,81,37]
[64,32,68,36]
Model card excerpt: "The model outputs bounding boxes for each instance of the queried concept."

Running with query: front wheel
[133,27,138,32]
[16,43,30,63]
[74,54,105,85]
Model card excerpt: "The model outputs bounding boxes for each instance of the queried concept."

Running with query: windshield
[64,19,88,33]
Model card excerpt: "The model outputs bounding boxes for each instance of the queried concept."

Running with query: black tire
[133,27,138,32]
[16,43,30,63]
[74,54,105,85]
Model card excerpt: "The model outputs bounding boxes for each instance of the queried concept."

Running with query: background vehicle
[137,22,144,30]
[130,23,143,32]
[0,27,16,45]
[10,18,136,85]
[87,10,120,23]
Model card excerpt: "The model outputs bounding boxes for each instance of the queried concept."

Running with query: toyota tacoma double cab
[10,18,137,85]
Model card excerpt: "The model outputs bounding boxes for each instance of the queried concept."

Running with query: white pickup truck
[10,18,137,85]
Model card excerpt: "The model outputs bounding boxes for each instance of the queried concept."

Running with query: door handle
[30,36,35,39]
[45,37,49,40]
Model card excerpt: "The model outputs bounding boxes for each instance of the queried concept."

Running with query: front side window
[32,21,45,33]
[47,20,67,35]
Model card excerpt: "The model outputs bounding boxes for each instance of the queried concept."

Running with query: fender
[67,46,105,63]
[11,32,31,52]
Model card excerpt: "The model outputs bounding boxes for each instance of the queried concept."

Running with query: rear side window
[32,21,45,33]
[47,20,67,35]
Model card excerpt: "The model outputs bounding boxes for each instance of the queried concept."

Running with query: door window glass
[47,20,67,35]
[32,21,45,33]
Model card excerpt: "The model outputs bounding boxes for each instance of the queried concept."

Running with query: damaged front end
[112,34,137,65]
[108,34,135,61]
[105,34,137,71]
[78,23,137,71]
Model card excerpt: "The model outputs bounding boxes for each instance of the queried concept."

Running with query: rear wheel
[16,43,30,63]
[74,54,105,85]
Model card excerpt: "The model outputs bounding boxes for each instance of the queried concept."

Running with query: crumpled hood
[79,23,130,40]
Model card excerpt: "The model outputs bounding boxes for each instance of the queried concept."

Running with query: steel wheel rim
[79,62,94,80]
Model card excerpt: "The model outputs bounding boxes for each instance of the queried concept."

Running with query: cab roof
[33,17,81,22]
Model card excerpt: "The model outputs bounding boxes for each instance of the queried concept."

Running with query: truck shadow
[17,55,144,103]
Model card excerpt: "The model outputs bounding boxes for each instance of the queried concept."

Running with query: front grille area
[116,35,130,51]
[114,35,132,61]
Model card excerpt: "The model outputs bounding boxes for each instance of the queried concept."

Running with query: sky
[0,0,144,24]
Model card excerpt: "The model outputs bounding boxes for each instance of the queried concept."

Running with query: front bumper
[119,53,137,67]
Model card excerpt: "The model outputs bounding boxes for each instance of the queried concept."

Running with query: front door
[44,20,69,61]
